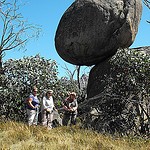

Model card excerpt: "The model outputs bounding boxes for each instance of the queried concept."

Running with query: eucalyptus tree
[0,0,41,74]
[61,64,89,104]
[144,0,150,23]
[81,48,150,135]
[62,64,81,92]
[0,55,59,121]
[144,0,150,9]
[106,48,150,135]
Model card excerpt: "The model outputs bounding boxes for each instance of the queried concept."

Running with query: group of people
[26,86,78,129]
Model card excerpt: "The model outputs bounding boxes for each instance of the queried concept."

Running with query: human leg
[41,110,47,126]
[47,112,53,129]
[27,109,36,126]
[62,113,70,126]
[71,113,77,125]
[33,108,39,125]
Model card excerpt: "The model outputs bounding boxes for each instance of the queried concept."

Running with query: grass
[0,121,149,150]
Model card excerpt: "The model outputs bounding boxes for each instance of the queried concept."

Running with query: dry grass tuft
[0,121,149,150]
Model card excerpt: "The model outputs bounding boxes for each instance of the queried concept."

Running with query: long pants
[27,109,38,126]
[41,110,53,128]
[62,113,77,126]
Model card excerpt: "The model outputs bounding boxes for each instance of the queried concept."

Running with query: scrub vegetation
[0,121,149,150]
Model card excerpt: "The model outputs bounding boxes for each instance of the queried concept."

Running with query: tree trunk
[77,66,81,90]
[0,55,4,74]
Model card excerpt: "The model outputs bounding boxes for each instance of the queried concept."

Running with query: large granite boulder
[55,0,142,66]
[87,58,112,98]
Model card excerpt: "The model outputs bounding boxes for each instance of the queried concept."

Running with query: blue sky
[3,0,150,77]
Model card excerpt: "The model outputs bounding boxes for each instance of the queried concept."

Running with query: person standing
[26,86,40,126]
[62,92,78,126]
[41,89,56,129]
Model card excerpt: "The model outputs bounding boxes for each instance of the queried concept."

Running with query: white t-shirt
[41,96,54,112]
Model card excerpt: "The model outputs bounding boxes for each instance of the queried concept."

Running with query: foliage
[78,73,89,102]
[59,65,89,104]
[109,48,150,135]
[110,48,149,98]
[0,54,89,121]
[0,55,59,121]
[81,48,150,136]
[0,121,149,150]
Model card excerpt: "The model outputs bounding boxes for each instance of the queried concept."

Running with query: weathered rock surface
[87,46,150,99]
[55,0,142,66]
[87,58,112,98]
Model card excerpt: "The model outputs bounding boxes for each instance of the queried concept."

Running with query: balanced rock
[55,0,142,66]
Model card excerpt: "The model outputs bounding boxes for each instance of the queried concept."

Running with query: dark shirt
[27,94,39,110]
[63,97,78,114]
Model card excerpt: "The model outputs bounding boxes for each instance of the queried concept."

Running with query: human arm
[27,97,36,109]
[70,106,77,111]
[62,98,71,111]
[51,97,58,111]
[42,97,47,110]
[62,103,70,111]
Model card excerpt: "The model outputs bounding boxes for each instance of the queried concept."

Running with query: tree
[81,48,150,136]
[105,48,150,135]
[144,0,150,9]
[0,0,41,73]
[0,55,59,121]
[61,64,89,103]
[144,0,150,23]
[58,65,81,103]
[0,54,89,121]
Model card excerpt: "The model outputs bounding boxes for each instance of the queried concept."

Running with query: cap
[70,92,76,97]
[47,89,53,93]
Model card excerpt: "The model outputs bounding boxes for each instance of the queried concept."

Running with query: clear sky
[3,0,150,77]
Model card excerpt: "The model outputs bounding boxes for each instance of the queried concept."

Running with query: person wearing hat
[41,89,57,129]
[26,86,40,126]
[62,92,78,126]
